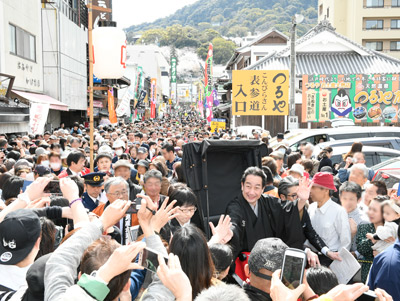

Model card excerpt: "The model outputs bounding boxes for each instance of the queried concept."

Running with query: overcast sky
[113,0,198,29]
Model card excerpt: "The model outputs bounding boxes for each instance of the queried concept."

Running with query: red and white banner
[29,102,49,135]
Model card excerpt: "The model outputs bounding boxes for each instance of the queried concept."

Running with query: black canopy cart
[182,140,268,238]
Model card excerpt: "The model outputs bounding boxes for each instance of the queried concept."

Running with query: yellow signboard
[210,118,226,132]
[232,70,289,116]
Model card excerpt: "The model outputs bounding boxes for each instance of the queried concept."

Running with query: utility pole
[88,0,94,171]
[87,1,112,171]
[289,14,304,130]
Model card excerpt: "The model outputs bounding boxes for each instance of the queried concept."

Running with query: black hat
[320,166,334,174]
[135,159,149,170]
[82,172,106,187]
[277,133,284,139]
[138,147,148,154]
[24,253,52,301]
[0,209,41,265]
[34,165,51,176]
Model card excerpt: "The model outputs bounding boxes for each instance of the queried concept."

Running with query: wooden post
[88,0,94,172]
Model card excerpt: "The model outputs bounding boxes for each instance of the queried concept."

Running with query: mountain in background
[125,0,318,65]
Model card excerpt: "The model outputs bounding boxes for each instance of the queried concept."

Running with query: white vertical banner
[29,102,50,135]
[116,85,133,117]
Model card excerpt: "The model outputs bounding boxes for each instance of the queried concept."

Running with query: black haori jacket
[226,193,327,259]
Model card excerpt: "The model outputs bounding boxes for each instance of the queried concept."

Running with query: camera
[126,197,142,214]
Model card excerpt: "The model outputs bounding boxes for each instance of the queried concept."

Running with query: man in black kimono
[226,167,310,260]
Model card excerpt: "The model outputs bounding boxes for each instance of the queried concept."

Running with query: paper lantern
[93,22,126,79]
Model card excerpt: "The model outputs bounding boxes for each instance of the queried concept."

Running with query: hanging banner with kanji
[205,43,214,122]
[171,57,177,102]
[232,70,289,116]
[108,89,118,124]
[29,102,49,135]
[302,74,400,123]
[150,78,157,118]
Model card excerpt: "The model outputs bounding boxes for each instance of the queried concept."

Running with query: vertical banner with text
[108,89,118,124]
[170,57,177,103]
[205,43,213,122]
[150,78,157,118]
[232,70,289,116]
[29,102,49,135]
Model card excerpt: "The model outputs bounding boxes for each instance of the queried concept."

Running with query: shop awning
[12,90,69,111]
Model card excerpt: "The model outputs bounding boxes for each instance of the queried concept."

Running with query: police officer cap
[82,172,106,187]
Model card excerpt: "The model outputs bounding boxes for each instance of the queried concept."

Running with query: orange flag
[108,89,117,124]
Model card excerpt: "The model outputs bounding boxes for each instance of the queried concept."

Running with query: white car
[233,125,264,138]
[327,146,400,168]
[270,126,400,152]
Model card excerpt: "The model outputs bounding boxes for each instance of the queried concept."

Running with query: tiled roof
[246,20,400,74]
[250,52,400,75]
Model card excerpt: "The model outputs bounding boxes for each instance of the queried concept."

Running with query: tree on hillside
[197,37,236,65]
[136,28,167,45]
[227,25,248,37]
[199,29,221,44]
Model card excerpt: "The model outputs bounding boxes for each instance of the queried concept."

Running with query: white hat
[98,144,113,156]
[274,143,288,151]
[112,139,125,149]
[289,164,304,176]
[389,183,399,193]
[61,150,70,160]
[382,200,400,214]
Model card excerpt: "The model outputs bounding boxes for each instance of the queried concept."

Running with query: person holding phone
[243,238,289,301]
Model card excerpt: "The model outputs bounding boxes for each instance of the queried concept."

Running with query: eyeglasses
[179,207,197,214]
[108,190,129,197]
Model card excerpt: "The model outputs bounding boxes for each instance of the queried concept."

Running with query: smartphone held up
[137,247,168,273]
[280,248,307,289]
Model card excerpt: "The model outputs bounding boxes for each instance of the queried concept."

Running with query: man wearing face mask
[112,139,125,163]
[49,152,64,176]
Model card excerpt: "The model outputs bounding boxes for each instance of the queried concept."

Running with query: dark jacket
[81,192,99,212]
[368,240,400,301]
[226,193,327,259]
[318,157,333,171]
[226,193,301,259]
[128,179,142,202]
[243,283,272,301]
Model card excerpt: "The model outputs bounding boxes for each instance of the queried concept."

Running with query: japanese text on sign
[232,70,289,116]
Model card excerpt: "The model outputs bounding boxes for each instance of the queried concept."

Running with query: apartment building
[318,0,400,59]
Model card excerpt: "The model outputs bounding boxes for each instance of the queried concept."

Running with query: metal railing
[363,5,396,8]
[53,0,87,28]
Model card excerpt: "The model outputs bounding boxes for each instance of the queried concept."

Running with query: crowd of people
[0,117,399,301]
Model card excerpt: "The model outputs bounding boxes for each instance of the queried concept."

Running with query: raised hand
[157,253,192,301]
[25,177,52,202]
[137,194,158,236]
[97,242,146,283]
[60,177,79,202]
[100,199,131,230]
[209,215,233,244]
[297,176,311,202]
[151,198,180,232]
